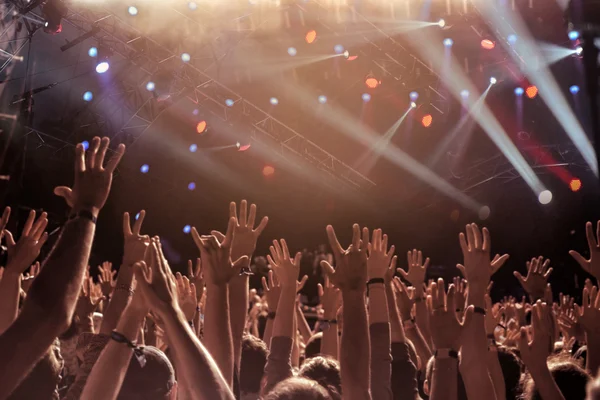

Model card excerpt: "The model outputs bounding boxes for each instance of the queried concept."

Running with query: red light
[196,120,207,134]
[481,39,495,50]
[305,30,317,44]
[365,78,379,89]
[238,144,251,152]
[421,114,433,128]
[526,85,538,99]
[347,55,358,61]
[570,178,582,192]
[263,165,275,177]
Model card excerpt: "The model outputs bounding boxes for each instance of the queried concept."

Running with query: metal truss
[53,3,375,191]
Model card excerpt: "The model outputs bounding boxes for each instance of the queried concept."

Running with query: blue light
[181,53,191,62]
[568,31,579,40]
[188,1,197,10]
[128,6,138,15]
[287,47,297,56]
[225,99,234,107]
[318,95,327,104]
[460,90,469,99]
[334,44,344,54]
[88,47,98,57]
[362,93,371,102]
[183,225,191,234]
[135,213,140,220]
[140,164,149,173]
[83,91,93,102]
[96,61,109,74]
[514,87,524,96]
[81,141,89,151]
[188,182,196,190]
[189,144,198,152]
[409,91,419,101]
[192,109,199,115]
[146,81,155,91]
[443,38,453,47]
[570,85,580,94]
[507,34,517,44]
[270,97,279,105]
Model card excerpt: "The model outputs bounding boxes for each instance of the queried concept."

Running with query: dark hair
[573,345,587,367]
[520,360,590,400]
[117,346,175,400]
[9,344,63,400]
[240,334,268,394]
[497,346,524,400]
[264,377,337,400]
[298,356,341,395]
[304,333,322,359]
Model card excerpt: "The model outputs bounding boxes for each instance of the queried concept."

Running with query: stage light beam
[538,190,552,205]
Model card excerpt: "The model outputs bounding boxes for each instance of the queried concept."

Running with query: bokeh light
[189,144,198,152]
[481,39,495,50]
[362,93,371,102]
[421,114,433,128]
[507,34,517,44]
[460,90,469,99]
[514,87,524,96]
[478,206,491,220]
[318,95,327,104]
[568,31,579,40]
[365,77,379,89]
[83,91,93,102]
[95,61,109,74]
[526,85,538,99]
[183,225,191,234]
[128,6,138,16]
[334,44,344,54]
[181,53,191,62]
[263,165,275,177]
[188,1,197,10]
[188,182,196,191]
[270,97,279,105]
[570,178,582,192]
[287,47,297,56]
[196,120,207,134]
[443,38,453,47]
[305,30,317,44]
[140,164,149,173]
[570,85,580,94]
[538,190,552,205]
[146,82,155,91]
[81,141,89,150]
[490,77,497,85]
[437,19,446,28]
[225,99,234,107]
[409,91,419,101]
[88,47,97,57]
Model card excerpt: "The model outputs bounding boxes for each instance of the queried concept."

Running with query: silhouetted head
[240,334,268,395]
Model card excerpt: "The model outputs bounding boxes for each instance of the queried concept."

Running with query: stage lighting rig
[42,0,67,34]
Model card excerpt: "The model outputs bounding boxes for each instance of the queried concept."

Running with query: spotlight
[196,120,207,134]
[365,77,379,89]
[343,50,350,59]
[88,47,97,57]
[362,93,371,102]
[569,178,582,192]
[334,44,344,54]
[489,76,497,85]
[478,206,491,220]
[225,99,234,107]
[140,164,149,173]
[96,61,109,74]
[575,46,583,55]
[421,114,433,128]
[568,30,579,40]
[437,19,446,28]
[188,182,196,191]
[443,38,453,47]
[481,39,495,50]
[183,225,191,234]
[128,6,138,16]
[460,89,469,99]
[188,1,197,10]
[525,85,538,99]
[263,165,275,177]
[410,102,417,108]
[42,0,67,34]
[236,142,241,149]
[570,85,580,94]
[83,91,93,101]
[514,87,524,96]
[409,91,419,101]
[181,53,191,62]
[287,47,297,56]
[507,34,517,44]
[270,97,279,105]
[538,190,552,205]
[81,141,89,150]
[189,144,198,152]
[95,45,112,74]
[146,81,155,91]
[318,95,327,104]
[238,143,251,152]
[305,30,317,44]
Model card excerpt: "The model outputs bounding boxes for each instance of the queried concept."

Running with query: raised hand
[187,258,204,303]
[54,137,125,214]
[4,210,48,275]
[318,276,341,320]
[392,277,415,322]
[262,270,281,312]
[175,272,197,321]
[192,218,248,286]
[268,239,306,289]
[484,294,503,336]
[517,301,554,370]
[97,261,116,297]
[214,200,268,261]
[21,262,41,293]
[514,256,552,301]
[0,206,10,243]
[75,276,105,324]
[320,224,368,292]
[569,221,600,281]
[366,229,395,281]
[453,276,468,314]
[398,249,430,292]
[427,278,473,351]
[122,210,150,265]
[575,285,600,335]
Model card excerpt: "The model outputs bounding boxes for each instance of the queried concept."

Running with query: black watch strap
[69,209,97,224]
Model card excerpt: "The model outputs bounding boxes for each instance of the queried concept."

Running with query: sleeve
[390,342,421,400]
[370,322,393,400]
[61,334,110,400]
[263,336,294,394]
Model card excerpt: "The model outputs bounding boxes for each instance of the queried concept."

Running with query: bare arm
[296,304,312,344]
[0,274,21,334]
[318,277,341,359]
[430,358,458,400]
[204,284,234,386]
[229,273,248,374]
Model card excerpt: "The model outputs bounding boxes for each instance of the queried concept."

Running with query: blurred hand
[514,256,552,301]
[453,276,468,314]
[575,285,600,336]
[268,239,306,290]
[392,277,415,322]
[76,277,105,322]
[175,272,197,321]
[366,229,395,281]
[318,276,341,320]
[569,221,600,280]
[262,270,281,312]
[97,261,116,297]
[484,294,503,336]
[54,137,125,214]
[21,262,41,293]
[320,224,368,292]
[397,250,430,294]
[187,258,204,303]
[4,210,48,276]
[122,210,150,266]
[217,200,268,261]
[517,301,554,370]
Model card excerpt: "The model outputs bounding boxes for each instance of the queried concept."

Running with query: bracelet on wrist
[473,306,486,316]
[434,349,459,359]
[111,330,146,367]
[68,209,97,224]
[366,278,385,296]
[267,311,276,320]
[115,284,135,297]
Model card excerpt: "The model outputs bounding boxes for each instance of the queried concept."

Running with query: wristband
[473,306,486,316]
[239,266,253,276]
[68,209,97,224]
[414,297,425,303]
[434,349,458,359]
[115,284,134,297]
[403,318,415,329]
[367,278,385,286]
[267,311,276,320]
[111,331,146,367]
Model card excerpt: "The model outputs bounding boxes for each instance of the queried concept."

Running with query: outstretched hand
[575,285,600,336]
[54,137,125,214]
[123,210,150,266]
[318,276,341,320]
[268,239,306,290]
[320,224,368,292]
[187,258,204,303]
[175,272,197,321]
[97,261,116,297]
[4,210,48,276]
[514,256,552,301]
[397,249,430,293]
[366,229,395,281]
[569,221,600,281]
[262,270,282,312]
[214,200,268,261]
[517,301,554,371]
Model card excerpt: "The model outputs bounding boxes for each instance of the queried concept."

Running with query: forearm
[100,265,134,334]
[341,290,370,400]
[228,274,248,375]
[431,358,458,400]
[487,346,506,400]
[273,285,296,339]
[459,315,496,400]
[528,364,566,400]
[263,316,274,347]
[204,285,234,387]
[0,274,21,334]
[368,284,389,325]
[385,284,406,343]
[296,305,312,344]
[414,288,432,348]
[321,325,339,359]
[160,307,235,400]
[370,322,392,400]
[586,336,600,374]
[404,325,431,373]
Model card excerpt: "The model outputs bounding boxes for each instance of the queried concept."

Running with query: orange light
[347,55,358,61]
[481,39,495,50]
[263,165,275,177]
[570,178,582,192]
[421,114,433,128]
[196,120,207,134]
[305,30,317,44]
[365,77,379,89]
[526,85,538,99]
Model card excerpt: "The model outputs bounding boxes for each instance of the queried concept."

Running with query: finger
[447,284,456,313]
[482,227,491,252]
[31,214,48,240]
[406,251,412,268]
[456,264,466,277]
[4,230,15,248]
[318,283,324,298]
[195,258,202,276]
[320,260,335,280]
[472,224,482,250]
[95,137,110,170]
[104,143,126,173]
[272,240,283,260]
[123,212,133,236]
[190,283,197,300]
[221,217,236,248]
[386,245,396,262]
[188,260,193,277]
[417,251,423,267]
[281,239,291,260]
[491,254,510,272]
[22,210,35,237]
[297,275,308,292]
[382,234,388,253]
[459,232,468,254]
[132,210,146,236]
[267,254,277,268]
[326,225,344,255]
[423,257,430,271]
[75,143,86,173]
[293,251,302,266]
[569,250,590,271]
[351,224,360,249]
[232,256,249,270]
[397,268,408,280]
[239,200,248,227]
[87,137,100,169]
[514,271,526,287]
[210,230,226,243]
[466,224,475,250]
[254,216,268,235]
[0,207,10,229]
[262,276,269,291]
[191,227,203,250]
[587,221,598,250]
[543,267,553,279]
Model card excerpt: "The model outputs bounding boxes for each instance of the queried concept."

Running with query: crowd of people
[1,136,600,400]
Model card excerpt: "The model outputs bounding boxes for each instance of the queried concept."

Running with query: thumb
[456,264,466,277]
[462,305,475,327]
[53,186,73,204]
[513,271,526,286]
[320,260,335,279]
[569,250,590,271]
[232,256,249,270]
[4,230,15,248]
[210,230,226,242]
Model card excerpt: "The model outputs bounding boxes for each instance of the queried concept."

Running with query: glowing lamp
[365,78,379,89]
[526,85,538,99]
[196,120,207,134]
[481,39,495,50]
[305,30,317,44]
[263,165,275,177]
[570,178,582,192]
[421,114,433,128]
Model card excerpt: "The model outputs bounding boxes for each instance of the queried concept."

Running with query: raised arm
[321,224,370,400]
[514,256,553,303]
[569,221,600,284]
[0,137,124,398]
[261,270,280,347]
[317,276,341,359]
[576,285,600,374]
